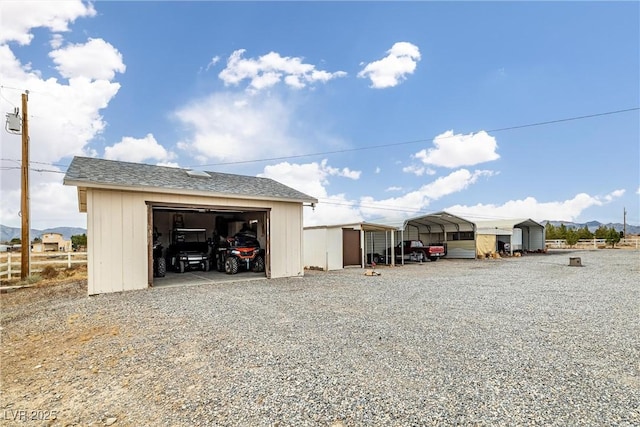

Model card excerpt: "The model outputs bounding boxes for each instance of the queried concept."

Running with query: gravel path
[1,249,638,426]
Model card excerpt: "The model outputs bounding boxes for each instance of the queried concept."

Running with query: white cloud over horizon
[358,42,421,89]
[447,190,626,223]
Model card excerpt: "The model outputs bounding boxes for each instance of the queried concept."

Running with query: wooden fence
[0,252,87,280]
[545,238,639,250]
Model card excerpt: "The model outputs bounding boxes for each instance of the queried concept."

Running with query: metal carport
[475,218,546,254]
[402,211,477,259]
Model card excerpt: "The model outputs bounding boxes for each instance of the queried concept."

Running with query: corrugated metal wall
[86,188,305,295]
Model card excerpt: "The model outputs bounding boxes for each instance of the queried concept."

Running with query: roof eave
[63,179,317,204]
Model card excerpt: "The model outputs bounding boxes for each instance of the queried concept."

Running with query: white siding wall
[87,188,305,295]
[303,227,343,271]
[88,189,148,294]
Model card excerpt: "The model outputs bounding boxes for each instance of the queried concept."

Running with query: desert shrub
[40,265,60,280]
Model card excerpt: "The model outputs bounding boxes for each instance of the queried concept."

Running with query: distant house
[32,232,72,253]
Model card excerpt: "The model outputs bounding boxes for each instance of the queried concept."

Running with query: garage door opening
[147,203,270,287]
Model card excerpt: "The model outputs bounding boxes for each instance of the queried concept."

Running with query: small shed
[304,222,398,270]
[475,218,546,255]
[64,157,317,295]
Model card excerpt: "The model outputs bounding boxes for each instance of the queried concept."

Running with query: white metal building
[64,157,317,295]
[475,218,546,255]
[304,222,398,270]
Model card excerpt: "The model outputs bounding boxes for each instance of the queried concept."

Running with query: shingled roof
[63,157,317,203]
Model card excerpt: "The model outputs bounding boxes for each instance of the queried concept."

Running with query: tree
[605,228,620,248]
[565,228,579,247]
[558,223,568,239]
[71,234,87,251]
[576,225,592,240]
[9,238,20,245]
[32,237,42,243]
[545,223,559,239]
[594,225,608,239]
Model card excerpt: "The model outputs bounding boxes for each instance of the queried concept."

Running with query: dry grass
[0,264,87,288]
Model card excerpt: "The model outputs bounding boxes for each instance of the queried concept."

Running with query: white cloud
[402,164,436,176]
[49,38,125,80]
[604,189,625,202]
[218,49,347,92]
[321,159,361,180]
[385,186,402,192]
[205,55,221,71]
[359,169,494,220]
[375,167,381,174]
[0,173,86,229]
[403,165,425,176]
[0,0,96,45]
[415,130,500,168]
[447,190,626,223]
[104,134,175,163]
[174,92,305,163]
[258,160,363,226]
[637,186,640,195]
[358,42,421,89]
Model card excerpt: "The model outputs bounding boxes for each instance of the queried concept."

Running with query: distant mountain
[541,220,640,235]
[1,225,86,242]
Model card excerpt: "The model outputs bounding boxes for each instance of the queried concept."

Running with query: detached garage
[64,157,317,295]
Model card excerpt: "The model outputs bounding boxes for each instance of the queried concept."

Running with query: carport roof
[474,218,544,230]
[304,221,400,232]
[64,156,318,204]
[403,211,476,231]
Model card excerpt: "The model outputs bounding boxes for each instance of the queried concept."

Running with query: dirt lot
[1,250,638,426]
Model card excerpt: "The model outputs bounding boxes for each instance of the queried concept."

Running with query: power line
[2,107,637,171]
[190,107,640,168]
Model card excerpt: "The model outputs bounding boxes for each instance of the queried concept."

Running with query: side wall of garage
[86,188,305,295]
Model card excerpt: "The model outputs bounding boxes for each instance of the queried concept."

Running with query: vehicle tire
[179,261,185,273]
[429,256,439,262]
[204,260,210,272]
[372,254,381,264]
[157,257,166,277]
[252,255,265,273]
[225,257,238,275]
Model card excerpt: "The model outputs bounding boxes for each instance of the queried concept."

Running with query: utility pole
[623,207,627,239]
[20,92,30,280]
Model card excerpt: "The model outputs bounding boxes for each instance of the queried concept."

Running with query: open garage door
[147,202,270,287]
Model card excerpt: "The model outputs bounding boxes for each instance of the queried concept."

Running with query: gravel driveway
[1,249,638,426]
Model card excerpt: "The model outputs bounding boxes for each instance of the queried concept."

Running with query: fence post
[8,252,12,278]
[68,252,72,268]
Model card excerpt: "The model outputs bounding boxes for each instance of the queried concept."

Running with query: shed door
[343,229,361,267]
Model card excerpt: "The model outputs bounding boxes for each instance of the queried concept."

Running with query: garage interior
[149,203,270,287]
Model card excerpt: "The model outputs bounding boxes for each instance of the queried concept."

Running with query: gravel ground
[1,249,638,426]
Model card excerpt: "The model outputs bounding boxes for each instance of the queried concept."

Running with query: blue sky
[0,1,638,230]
